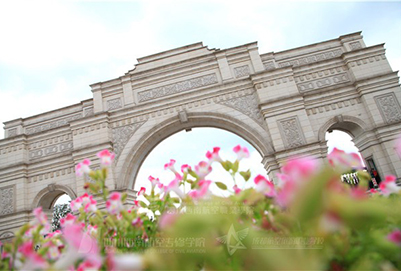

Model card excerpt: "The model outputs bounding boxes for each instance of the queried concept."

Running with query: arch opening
[134,127,268,195]
[118,112,275,191]
[325,128,379,189]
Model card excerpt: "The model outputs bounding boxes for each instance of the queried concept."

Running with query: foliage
[1,146,401,270]
[52,203,72,232]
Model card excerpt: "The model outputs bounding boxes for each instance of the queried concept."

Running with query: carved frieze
[263,61,275,70]
[297,72,350,92]
[25,113,82,135]
[7,128,17,137]
[107,98,122,111]
[278,48,343,68]
[0,185,15,216]
[278,117,306,149]
[84,107,94,117]
[218,94,264,127]
[349,41,362,50]
[138,73,218,102]
[234,65,250,78]
[375,93,401,124]
[29,141,73,161]
[112,122,146,159]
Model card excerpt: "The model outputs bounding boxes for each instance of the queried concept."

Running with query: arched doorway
[134,127,267,195]
[32,185,76,228]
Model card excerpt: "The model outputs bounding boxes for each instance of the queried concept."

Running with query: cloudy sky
[1,1,400,192]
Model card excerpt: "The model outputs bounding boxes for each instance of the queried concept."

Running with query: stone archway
[32,184,77,220]
[1,32,401,235]
[115,111,276,190]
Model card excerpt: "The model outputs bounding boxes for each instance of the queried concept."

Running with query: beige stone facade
[1,32,401,240]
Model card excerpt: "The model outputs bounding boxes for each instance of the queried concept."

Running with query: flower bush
[1,146,401,270]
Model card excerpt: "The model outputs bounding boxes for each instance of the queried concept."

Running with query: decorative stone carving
[0,231,14,239]
[107,98,122,111]
[84,107,94,117]
[112,122,146,159]
[375,93,401,124]
[297,72,350,92]
[29,141,73,161]
[234,65,250,78]
[349,41,362,50]
[278,117,306,148]
[7,128,17,137]
[26,113,82,135]
[263,61,275,70]
[218,94,264,126]
[278,48,343,68]
[138,73,218,102]
[0,186,14,216]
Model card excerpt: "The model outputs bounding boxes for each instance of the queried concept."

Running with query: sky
[1,0,400,200]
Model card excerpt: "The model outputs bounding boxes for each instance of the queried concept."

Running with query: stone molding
[28,166,75,183]
[25,113,82,135]
[277,48,343,68]
[306,98,362,116]
[138,73,218,102]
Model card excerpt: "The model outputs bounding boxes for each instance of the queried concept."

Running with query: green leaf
[139,201,148,208]
[240,169,251,181]
[221,161,232,171]
[121,192,127,203]
[215,182,227,190]
[171,197,181,204]
[232,160,239,172]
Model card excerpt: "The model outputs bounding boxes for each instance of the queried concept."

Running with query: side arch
[32,184,77,210]
[116,111,275,190]
[317,115,369,143]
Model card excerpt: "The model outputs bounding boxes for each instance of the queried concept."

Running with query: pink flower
[165,179,184,198]
[31,207,51,233]
[137,187,146,196]
[188,180,211,199]
[164,159,176,171]
[81,193,97,213]
[387,229,401,246]
[148,176,160,189]
[18,240,47,269]
[206,147,223,163]
[70,197,83,212]
[233,185,242,194]
[181,164,191,173]
[132,217,143,226]
[87,224,98,237]
[75,159,91,177]
[379,175,401,197]
[57,224,102,270]
[159,212,179,229]
[328,148,363,170]
[254,175,276,197]
[60,213,77,228]
[194,161,212,180]
[97,149,115,166]
[233,145,250,160]
[106,192,124,215]
[164,159,182,180]
[350,187,368,199]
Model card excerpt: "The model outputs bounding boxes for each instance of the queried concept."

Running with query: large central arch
[116,111,275,190]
